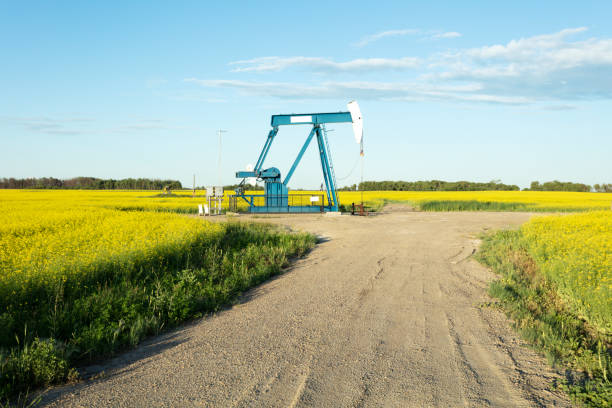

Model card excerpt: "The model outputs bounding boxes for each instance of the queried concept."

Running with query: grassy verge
[476,229,611,407]
[416,199,598,212]
[419,200,530,211]
[348,198,599,213]
[0,222,315,402]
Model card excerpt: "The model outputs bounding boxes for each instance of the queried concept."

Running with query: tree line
[346,180,520,191]
[340,180,611,192]
[2,177,609,192]
[0,177,183,190]
[526,180,593,192]
[593,184,612,193]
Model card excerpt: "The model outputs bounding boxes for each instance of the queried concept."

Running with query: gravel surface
[41,208,570,407]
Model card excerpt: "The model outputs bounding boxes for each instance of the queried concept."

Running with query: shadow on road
[39,331,190,405]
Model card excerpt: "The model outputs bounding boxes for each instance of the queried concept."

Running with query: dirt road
[43,209,570,407]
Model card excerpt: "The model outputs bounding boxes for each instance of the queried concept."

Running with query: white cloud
[229,56,421,72]
[187,27,612,105]
[186,78,525,104]
[0,116,182,136]
[0,116,94,135]
[353,29,420,47]
[432,27,612,100]
[542,104,577,111]
[431,31,462,39]
[464,27,588,60]
[353,28,462,46]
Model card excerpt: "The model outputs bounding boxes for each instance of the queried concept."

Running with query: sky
[1,1,611,189]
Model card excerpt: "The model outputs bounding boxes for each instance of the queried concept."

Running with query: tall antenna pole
[217,129,228,187]
[360,155,364,205]
[360,138,364,205]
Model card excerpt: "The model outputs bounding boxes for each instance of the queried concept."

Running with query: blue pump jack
[234,102,363,213]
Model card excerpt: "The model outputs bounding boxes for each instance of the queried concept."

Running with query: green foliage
[0,337,77,400]
[593,184,612,193]
[0,222,315,400]
[0,177,182,190]
[417,200,596,212]
[477,230,612,407]
[358,179,520,191]
[528,180,592,192]
[419,200,530,211]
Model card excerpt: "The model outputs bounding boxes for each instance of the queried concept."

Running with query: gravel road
[42,209,570,407]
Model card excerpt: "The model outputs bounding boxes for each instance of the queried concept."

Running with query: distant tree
[0,177,182,190]
[357,180,520,191]
[593,183,612,193]
[527,180,591,192]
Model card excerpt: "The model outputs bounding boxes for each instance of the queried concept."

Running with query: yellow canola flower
[521,211,612,335]
[1,189,611,215]
[0,191,225,312]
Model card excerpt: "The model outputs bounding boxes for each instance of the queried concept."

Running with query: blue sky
[1,1,611,189]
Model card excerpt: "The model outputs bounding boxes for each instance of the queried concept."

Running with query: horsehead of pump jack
[234,101,364,213]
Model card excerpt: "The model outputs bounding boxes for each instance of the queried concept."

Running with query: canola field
[338,190,612,212]
[521,211,612,335]
[1,189,609,401]
[2,189,610,216]
[0,189,317,398]
[1,189,608,327]
[1,189,609,306]
[0,207,224,314]
[477,210,612,406]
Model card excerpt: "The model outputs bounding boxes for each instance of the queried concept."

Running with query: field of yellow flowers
[0,207,225,315]
[477,211,612,406]
[522,211,612,335]
[3,189,610,216]
[0,189,315,399]
[0,188,610,401]
[337,190,612,212]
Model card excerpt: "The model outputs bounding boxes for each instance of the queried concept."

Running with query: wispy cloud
[541,104,577,111]
[430,26,612,100]
[186,78,527,104]
[353,28,462,46]
[0,116,183,136]
[229,56,421,72]
[431,31,462,39]
[187,27,612,105]
[0,116,94,135]
[353,29,420,47]
[462,27,588,61]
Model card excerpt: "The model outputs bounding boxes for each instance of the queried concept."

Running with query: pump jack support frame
[235,111,354,213]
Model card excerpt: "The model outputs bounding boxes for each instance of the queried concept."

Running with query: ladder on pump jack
[232,101,363,213]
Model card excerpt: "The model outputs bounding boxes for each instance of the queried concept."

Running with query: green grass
[370,199,600,212]
[476,230,611,407]
[419,200,530,211]
[416,199,592,212]
[353,199,596,213]
[0,222,315,402]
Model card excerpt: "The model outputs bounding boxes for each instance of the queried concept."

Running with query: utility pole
[217,129,228,187]
[193,173,196,197]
